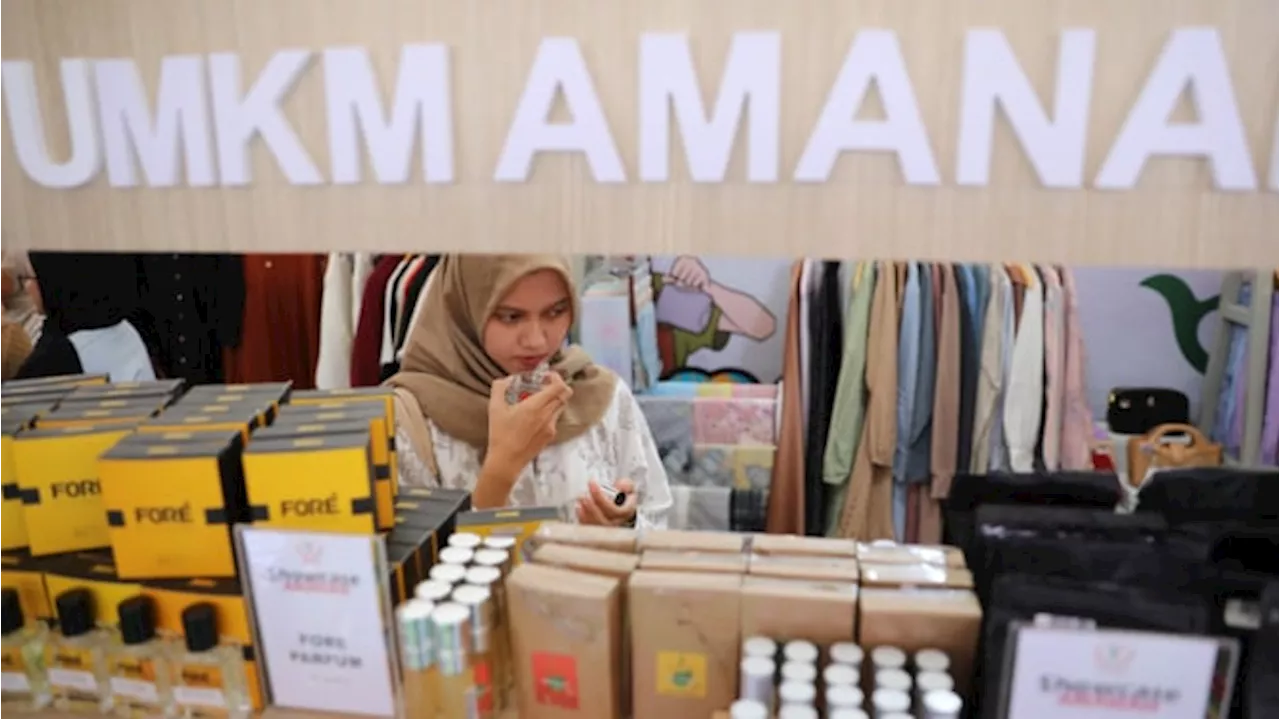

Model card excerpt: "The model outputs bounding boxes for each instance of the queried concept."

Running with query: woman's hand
[486,373,572,470]
[576,478,637,527]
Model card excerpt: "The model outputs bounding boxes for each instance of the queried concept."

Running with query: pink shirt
[1040,267,1065,470]
[1059,268,1093,470]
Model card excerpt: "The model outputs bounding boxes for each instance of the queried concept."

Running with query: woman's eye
[497,313,521,324]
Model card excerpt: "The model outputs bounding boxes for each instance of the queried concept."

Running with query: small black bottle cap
[55,588,95,637]
[182,602,218,652]
[2,588,24,635]
[117,596,156,645]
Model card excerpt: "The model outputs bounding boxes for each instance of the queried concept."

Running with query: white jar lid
[914,647,950,673]
[828,641,864,666]
[783,640,819,664]
[870,645,906,669]
[924,689,964,715]
[828,710,869,719]
[916,670,954,693]
[729,699,769,719]
[875,667,912,692]
[822,663,858,687]
[778,680,816,705]
[777,705,818,719]
[781,661,817,684]
[825,683,863,708]
[871,688,911,713]
[742,636,777,658]
[740,656,775,678]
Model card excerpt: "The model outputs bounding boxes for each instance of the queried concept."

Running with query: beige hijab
[386,254,617,452]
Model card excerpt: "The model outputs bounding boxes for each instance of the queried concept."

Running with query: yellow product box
[140,403,262,443]
[393,500,460,565]
[2,418,31,550]
[61,379,186,402]
[183,382,292,404]
[456,506,561,565]
[35,403,158,429]
[287,388,395,425]
[13,425,131,556]
[256,419,392,531]
[2,392,69,412]
[98,433,247,579]
[0,549,52,623]
[116,427,246,451]
[243,432,378,534]
[55,396,173,414]
[386,539,426,606]
[275,404,395,489]
[2,374,108,392]
[42,551,143,626]
[143,577,264,710]
[164,398,277,428]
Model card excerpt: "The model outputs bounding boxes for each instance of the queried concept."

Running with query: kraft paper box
[533,543,640,578]
[242,432,379,534]
[749,533,858,558]
[458,506,561,564]
[859,562,974,589]
[637,528,747,554]
[739,576,858,647]
[261,416,394,530]
[98,434,247,579]
[747,554,861,582]
[42,551,143,626]
[0,549,52,623]
[2,418,31,550]
[143,577,264,710]
[531,522,638,554]
[629,571,743,719]
[13,425,131,555]
[508,563,623,719]
[855,541,966,567]
[858,587,982,695]
[640,550,747,574]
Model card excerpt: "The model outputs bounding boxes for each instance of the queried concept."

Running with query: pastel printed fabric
[693,398,776,445]
[686,446,736,488]
[637,396,695,479]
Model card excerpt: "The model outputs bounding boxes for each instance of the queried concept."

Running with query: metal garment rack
[1199,269,1275,467]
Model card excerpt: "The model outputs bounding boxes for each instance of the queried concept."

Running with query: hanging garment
[224,254,325,389]
[921,264,961,544]
[1005,265,1045,472]
[766,262,807,535]
[989,269,1016,471]
[1040,267,1066,470]
[822,263,876,536]
[803,261,844,535]
[380,256,426,379]
[1059,268,1093,470]
[351,256,403,387]
[137,254,245,384]
[1262,293,1278,466]
[67,321,157,382]
[798,260,815,426]
[315,253,375,390]
[905,265,937,542]
[394,256,439,357]
[16,325,83,379]
[970,267,1009,472]
[892,263,923,540]
[955,264,989,474]
[837,263,899,540]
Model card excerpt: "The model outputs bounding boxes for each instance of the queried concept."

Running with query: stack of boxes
[0,375,472,711]
[517,525,984,719]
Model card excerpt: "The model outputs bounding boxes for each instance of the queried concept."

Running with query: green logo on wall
[1139,274,1220,374]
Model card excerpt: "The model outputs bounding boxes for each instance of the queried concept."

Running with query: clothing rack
[1199,269,1274,466]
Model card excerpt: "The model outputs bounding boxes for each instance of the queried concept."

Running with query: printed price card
[240,527,396,717]
[1004,625,1224,719]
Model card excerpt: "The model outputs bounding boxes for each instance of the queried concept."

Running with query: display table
[32,710,522,719]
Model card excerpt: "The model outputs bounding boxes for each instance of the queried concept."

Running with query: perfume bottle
[170,603,250,719]
[1,588,50,711]
[46,588,111,713]
[107,596,171,718]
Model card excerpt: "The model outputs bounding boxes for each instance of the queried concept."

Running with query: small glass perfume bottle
[46,588,111,713]
[1,588,50,710]
[107,596,171,718]
[170,603,250,719]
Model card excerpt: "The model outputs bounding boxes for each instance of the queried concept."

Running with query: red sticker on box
[532,652,579,709]
[473,659,493,712]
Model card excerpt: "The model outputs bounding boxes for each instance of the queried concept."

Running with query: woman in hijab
[387,254,672,529]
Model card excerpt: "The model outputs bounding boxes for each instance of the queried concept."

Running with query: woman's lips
[516,355,547,370]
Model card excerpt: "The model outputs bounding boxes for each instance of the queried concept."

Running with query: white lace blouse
[395,380,673,529]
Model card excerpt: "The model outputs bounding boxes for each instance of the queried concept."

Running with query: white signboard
[1005,625,1222,719]
[240,527,396,717]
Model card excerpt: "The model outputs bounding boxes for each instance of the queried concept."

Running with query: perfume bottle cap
[414,580,453,603]
[1,588,23,636]
[463,566,501,587]
[55,588,95,638]
[472,548,510,571]
[118,595,157,645]
[428,564,467,585]
[481,535,517,551]
[182,602,219,652]
[447,532,484,550]
[438,546,475,566]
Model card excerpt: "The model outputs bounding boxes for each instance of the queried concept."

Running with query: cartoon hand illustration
[668,255,711,292]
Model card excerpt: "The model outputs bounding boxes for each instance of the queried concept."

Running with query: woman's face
[483,269,573,375]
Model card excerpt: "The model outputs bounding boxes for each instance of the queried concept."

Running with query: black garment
[27,252,145,334]
[802,262,843,536]
[954,265,979,473]
[15,324,83,379]
[393,255,439,354]
[135,254,245,385]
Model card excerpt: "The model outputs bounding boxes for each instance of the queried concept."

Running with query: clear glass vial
[107,596,172,718]
[170,603,250,719]
[46,588,111,713]
[1,588,51,710]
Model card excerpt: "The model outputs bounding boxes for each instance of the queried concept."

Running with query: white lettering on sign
[0,28,1274,192]
[638,32,781,183]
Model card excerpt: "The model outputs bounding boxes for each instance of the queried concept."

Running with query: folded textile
[669,485,732,531]
[693,397,776,445]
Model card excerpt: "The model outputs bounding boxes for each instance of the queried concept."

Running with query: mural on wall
[650,255,780,384]
[1138,274,1221,373]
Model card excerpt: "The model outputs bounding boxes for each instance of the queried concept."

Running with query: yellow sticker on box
[656,652,706,698]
